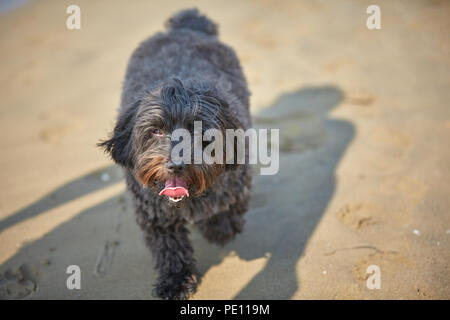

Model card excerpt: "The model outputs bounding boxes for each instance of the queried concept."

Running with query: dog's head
[99,78,241,207]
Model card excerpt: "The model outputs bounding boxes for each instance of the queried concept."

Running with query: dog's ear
[98,100,140,167]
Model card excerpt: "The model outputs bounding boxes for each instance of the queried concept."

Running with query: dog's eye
[152,128,163,136]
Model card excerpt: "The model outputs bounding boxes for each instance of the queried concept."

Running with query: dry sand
[0,0,449,299]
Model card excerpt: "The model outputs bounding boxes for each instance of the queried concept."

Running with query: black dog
[99,8,252,299]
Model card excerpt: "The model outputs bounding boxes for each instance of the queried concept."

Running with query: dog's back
[121,9,250,130]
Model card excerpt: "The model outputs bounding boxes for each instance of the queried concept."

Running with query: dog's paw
[199,213,245,246]
[153,269,200,300]
[202,224,236,246]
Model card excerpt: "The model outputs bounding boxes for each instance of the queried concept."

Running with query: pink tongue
[158,177,189,197]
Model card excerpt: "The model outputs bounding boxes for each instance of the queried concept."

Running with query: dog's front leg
[141,217,200,300]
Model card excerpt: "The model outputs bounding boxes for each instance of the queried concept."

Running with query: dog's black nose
[166,161,185,175]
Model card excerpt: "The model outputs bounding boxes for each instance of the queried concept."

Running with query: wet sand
[0,0,449,299]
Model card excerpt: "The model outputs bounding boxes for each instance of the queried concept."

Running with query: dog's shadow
[0,85,353,299]
[192,85,354,299]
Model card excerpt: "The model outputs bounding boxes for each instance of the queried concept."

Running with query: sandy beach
[0,0,449,299]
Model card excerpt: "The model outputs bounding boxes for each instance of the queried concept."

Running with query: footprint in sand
[352,250,412,282]
[344,90,376,106]
[373,127,411,149]
[39,123,78,145]
[0,264,39,299]
[93,240,120,277]
[336,203,378,230]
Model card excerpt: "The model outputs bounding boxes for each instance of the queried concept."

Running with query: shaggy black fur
[99,8,252,299]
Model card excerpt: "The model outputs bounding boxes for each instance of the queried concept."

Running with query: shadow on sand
[194,85,354,299]
[0,85,354,299]
[0,166,123,233]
